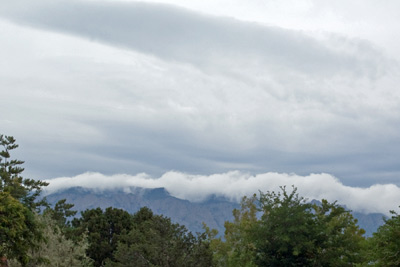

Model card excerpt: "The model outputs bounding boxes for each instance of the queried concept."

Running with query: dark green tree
[0,135,48,210]
[367,208,400,266]
[313,199,365,266]
[44,198,77,229]
[72,207,134,266]
[107,207,213,267]
[253,186,318,266]
[253,186,366,266]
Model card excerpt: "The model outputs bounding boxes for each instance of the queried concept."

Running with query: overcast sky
[1,0,400,214]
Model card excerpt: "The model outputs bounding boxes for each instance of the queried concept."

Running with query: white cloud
[44,171,400,216]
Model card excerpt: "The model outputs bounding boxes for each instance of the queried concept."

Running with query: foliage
[207,186,366,266]
[253,186,318,266]
[312,199,366,266]
[44,198,77,227]
[207,195,257,267]
[0,135,48,210]
[107,207,213,267]
[367,208,400,266]
[254,187,365,266]
[0,135,48,265]
[8,213,93,267]
[72,207,134,266]
[43,198,78,242]
[0,192,41,265]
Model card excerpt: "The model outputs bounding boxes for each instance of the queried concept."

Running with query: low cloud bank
[44,171,400,216]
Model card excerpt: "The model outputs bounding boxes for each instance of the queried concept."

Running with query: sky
[1,0,400,214]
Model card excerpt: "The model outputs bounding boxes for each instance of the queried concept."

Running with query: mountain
[352,212,385,237]
[44,187,385,237]
[44,187,239,235]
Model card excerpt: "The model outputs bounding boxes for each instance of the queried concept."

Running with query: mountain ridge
[44,187,385,237]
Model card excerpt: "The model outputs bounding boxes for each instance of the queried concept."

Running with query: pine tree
[0,135,48,265]
[0,135,48,210]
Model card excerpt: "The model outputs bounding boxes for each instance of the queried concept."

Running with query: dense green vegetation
[2,134,400,266]
[205,188,366,266]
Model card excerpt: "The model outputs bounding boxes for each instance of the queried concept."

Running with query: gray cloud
[0,0,390,78]
[0,1,400,188]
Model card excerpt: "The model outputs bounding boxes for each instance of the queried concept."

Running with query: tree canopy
[0,135,48,210]
[208,186,366,266]
[367,208,400,266]
[0,135,48,265]
[108,207,213,267]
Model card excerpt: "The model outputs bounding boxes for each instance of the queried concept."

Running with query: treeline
[1,134,400,266]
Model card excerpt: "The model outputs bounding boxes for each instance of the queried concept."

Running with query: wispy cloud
[44,171,400,216]
[0,0,393,77]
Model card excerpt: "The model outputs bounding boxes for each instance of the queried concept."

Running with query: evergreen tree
[0,135,48,210]
[0,135,48,265]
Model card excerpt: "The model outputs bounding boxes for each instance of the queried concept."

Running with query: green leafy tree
[107,207,213,267]
[207,195,257,267]
[253,187,366,266]
[253,186,318,266]
[0,192,39,265]
[206,186,366,266]
[367,208,400,266]
[313,199,365,266]
[8,213,93,267]
[253,186,366,266]
[72,207,134,266]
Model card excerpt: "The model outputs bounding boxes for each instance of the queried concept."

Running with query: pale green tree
[207,195,257,267]
[9,214,93,267]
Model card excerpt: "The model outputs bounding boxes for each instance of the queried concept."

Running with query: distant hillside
[45,187,385,237]
[352,212,386,237]
[45,187,240,235]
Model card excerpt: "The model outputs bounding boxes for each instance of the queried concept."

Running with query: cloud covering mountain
[44,171,400,216]
[1,0,400,197]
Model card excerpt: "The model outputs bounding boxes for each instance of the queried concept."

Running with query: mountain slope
[45,187,239,234]
[45,187,385,236]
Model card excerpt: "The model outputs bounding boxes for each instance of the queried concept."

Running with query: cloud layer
[0,0,400,188]
[44,171,400,216]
